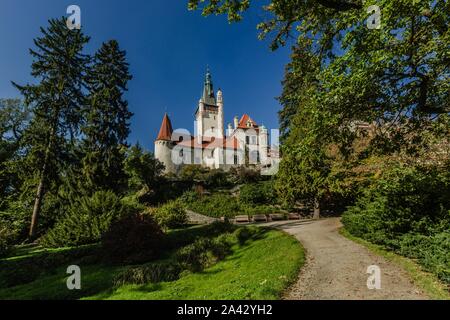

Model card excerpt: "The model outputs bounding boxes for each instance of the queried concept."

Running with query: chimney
[234,116,239,129]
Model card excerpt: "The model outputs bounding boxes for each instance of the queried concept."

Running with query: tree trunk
[29,176,45,239]
[29,130,53,240]
[313,197,321,220]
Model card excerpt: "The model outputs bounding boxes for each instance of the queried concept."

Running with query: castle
[155,69,278,175]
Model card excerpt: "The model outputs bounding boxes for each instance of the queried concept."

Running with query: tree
[0,99,29,205]
[81,40,133,193]
[189,0,449,211]
[13,18,90,238]
[124,143,165,192]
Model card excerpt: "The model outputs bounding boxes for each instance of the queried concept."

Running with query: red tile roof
[176,136,239,150]
[156,113,173,141]
[238,114,259,129]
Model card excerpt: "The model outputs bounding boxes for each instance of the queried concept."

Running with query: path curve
[268,218,427,300]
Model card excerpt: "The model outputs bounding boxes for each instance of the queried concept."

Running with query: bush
[101,213,165,265]
[234,227,254,245]
[175,238,213,272]
[185,193,241,218]
[211,233,234,260]
[153,200,188,230]
[0,226,13,258]
[113,261,182,287]
[239,181,277,205]
[41,191,135,248]
[342,163,450,285]
[342,164,450,244]
[0,245,97,288]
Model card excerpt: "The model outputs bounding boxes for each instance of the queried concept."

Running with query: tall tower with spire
[195,67,224,141]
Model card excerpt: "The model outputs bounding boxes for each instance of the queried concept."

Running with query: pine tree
[13,18,90,238]
[81,40,133,193]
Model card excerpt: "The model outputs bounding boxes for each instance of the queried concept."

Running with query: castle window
[251,136,257,145]
[179,149,184,157]
[234,155,238,165]
[246,136,250,144]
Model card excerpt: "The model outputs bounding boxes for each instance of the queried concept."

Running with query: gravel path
[268,218,427,300]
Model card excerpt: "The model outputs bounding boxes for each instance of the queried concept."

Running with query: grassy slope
[0,228,304,300]
[340,228,450,300]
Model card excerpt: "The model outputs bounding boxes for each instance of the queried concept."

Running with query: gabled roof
[238,114,259,129]
[156,113,173,141]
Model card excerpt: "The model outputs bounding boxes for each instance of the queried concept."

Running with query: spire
[156,113,173,141]
[201,66,216,105]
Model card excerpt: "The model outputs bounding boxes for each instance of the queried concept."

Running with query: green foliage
[124,144,165,192]
[153,200,188,230]
[80,40,133,194]
[184,192,241,218]
[41,191,134,248]
[175,235,234,272]
[182,190,284,218]
[13,18,91,237]
[101,213,165,265]
[342,163,450,284]
[0,245,98,289]
[179,165,231,189]
[113,261,182,287]
[239,181,278,205]
[0,226,14,258]
[233,226,255,245]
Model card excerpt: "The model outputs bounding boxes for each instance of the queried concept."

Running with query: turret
[155,113,175,173]
[259,124,269,164]
[217,89,224,138]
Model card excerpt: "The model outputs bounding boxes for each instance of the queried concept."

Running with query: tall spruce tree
[13,18,90,238]
[81,40,133,193]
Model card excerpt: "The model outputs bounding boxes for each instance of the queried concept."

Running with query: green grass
[0,227,304,300]
[340,228,450,300]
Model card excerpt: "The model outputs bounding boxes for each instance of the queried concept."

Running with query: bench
[252,214,268,222]
[235,215,250,223]
[270,214,285,221]
[288,213,301,220]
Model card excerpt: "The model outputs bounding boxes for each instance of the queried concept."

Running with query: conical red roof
[156,113,173,141]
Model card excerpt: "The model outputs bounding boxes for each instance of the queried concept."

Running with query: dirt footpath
[269,218,427,300]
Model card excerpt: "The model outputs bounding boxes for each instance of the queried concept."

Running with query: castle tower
[217,89,224,138]
[259,124,269,164]
[155,113,175,173]
[195,67,222,140]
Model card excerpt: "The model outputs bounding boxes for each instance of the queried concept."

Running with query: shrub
[342,163,450,285]
[239,181,277,205]
[342,164,450,242]
[101,213,165,265]
[175,238,213,272]
[185,193,241,218]
[234,227,254,245]
[0,226,13,258]
[153,200,188,230]
[113,261,182,287]
[210,233,234,260]
[0,245,97,288]
[41,191,135,248]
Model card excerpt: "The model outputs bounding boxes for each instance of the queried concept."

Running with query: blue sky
[0,0,291,151]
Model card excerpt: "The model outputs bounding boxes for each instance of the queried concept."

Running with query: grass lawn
[0,227,304,300]
[340,228,450,300]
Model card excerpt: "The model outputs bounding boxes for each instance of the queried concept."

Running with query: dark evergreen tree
[13,18,90,238]
[81,40,133,193]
